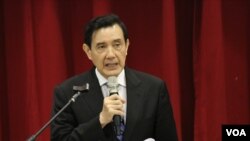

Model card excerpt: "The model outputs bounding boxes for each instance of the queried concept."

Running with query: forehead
[91,24,124,44]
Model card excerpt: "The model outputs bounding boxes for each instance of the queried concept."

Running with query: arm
[50,86,105,141]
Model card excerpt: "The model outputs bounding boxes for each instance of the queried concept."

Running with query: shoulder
[126,67,164,85]
[125,67,170,99]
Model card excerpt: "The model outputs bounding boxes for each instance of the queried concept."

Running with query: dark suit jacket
[51,67,178,141]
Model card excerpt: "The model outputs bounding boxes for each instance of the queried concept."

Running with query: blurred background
[0,0,249,141]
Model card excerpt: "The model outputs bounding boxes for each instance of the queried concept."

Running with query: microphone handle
[26,91,81,141]
[113,115,122,135]
[109,91,122,136]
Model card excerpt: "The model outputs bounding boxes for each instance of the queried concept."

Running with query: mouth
[105,63,118,68]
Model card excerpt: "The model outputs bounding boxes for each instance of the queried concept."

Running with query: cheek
[119,53,127,64]
[92,55,105,65]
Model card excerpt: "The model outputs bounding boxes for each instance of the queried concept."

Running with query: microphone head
[107,76,119,95]
[107,76,118,88]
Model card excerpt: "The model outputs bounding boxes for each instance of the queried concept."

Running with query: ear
[125,39,130,55]
[82,44,92,60]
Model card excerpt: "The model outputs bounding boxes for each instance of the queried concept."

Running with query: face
[83,24,129,78]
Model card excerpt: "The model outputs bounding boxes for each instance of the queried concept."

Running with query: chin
[106,70,121,77]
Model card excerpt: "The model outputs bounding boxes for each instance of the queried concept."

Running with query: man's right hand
[99,94,125,128]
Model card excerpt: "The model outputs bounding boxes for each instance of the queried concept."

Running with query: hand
[99,94,125,128]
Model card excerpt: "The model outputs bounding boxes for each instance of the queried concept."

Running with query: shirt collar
[95,68,126,87]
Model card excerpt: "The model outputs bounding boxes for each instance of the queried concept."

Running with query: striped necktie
[116,118,125,141]
[115,84,125,141]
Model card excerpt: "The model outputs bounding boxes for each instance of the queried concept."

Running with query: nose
[106,46,115,58]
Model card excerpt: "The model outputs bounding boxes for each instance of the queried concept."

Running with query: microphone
[107,76,122,136]
[26,83,90,141]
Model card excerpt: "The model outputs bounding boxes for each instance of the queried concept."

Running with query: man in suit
[51,14,178,141]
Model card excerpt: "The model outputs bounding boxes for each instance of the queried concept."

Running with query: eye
[113,42,122,50]
[95,44,107,53]
[97,44,105,49]
[114,43,120,48]
[96,44,107,50]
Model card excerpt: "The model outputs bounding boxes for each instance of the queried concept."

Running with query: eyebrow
[113,39,122,43]
[96,42,105,46]
[95,38,123,46]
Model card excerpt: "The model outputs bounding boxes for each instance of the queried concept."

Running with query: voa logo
[226,129,246,136]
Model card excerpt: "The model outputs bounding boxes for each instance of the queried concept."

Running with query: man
[51,14,178,141]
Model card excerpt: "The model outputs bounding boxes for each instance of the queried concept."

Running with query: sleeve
[154,81,178,141]
[50,85,106,141]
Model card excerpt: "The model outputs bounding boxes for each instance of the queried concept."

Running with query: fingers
[106,108,125,117]
[104,98,125,107]
[103,95,125,115]
[108,94,126,103]
[106,104,125,114]
[99,95,125,127]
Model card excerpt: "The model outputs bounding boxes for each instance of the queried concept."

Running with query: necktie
[114,84,125,141]
[116,118,125,141]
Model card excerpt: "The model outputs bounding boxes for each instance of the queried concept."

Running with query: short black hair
[84,14,128,48]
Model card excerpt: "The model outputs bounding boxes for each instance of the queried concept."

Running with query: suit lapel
[123,68,144,141]
[79,68,104,116]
